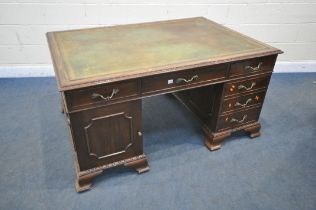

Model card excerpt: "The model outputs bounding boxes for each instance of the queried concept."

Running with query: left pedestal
[65,99,149,192]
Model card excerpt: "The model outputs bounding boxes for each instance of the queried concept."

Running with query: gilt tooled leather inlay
[54,17,270,81]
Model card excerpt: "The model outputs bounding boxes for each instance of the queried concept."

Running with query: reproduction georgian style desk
[47,17,282,192]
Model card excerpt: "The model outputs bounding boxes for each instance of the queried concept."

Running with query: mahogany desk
[47,17,283,192]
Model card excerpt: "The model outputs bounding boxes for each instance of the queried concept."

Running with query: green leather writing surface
[54,17,269,81]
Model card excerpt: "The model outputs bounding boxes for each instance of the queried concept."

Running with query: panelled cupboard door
[69,100,143,171]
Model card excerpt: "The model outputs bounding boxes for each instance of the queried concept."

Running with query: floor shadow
[142,95,206,154]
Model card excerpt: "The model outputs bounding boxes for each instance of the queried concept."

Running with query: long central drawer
[141,64,228,95]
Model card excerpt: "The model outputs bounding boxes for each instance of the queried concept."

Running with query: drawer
[224,75,270,97]
[142,64,227,94]
[229,55,276,78]
[221,90,267,113]
[217,107,261,131]
[65,80,139,110]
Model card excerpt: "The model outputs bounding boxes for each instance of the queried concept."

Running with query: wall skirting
[0,61,315,78]
[273,61,316,73]
[0,66,54,78]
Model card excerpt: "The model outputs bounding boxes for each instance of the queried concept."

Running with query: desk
[47,17,282,192]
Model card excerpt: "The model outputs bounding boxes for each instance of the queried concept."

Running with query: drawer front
[217,107,261,131]
[142,64,227,94]
[229,55,276,78]
[224,75,270,97]
[65,80,139,111]
[221,90,266,113]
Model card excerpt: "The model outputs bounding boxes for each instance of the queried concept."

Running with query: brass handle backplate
[238,82,256,91]
[234,98,252,108]
[176,75,198,84]
[91,88,119,101]
[230,115,247,123]
[245,62,263,71]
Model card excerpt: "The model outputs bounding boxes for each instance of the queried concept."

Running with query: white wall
[0,0,316,76]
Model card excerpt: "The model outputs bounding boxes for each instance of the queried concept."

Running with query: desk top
[47,17,282,91]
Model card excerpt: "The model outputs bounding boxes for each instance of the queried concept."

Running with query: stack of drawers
[215,55,276,132]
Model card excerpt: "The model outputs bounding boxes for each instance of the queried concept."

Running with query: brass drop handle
[91,88,119,101]
[238,82,256,91]
[176,75,198,84]
[245,62,263,71]
[230,115,247,123]
[234,98,252,108]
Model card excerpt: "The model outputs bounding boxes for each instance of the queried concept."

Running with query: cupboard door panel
[70,100,143,171]
[84,112,134,159]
